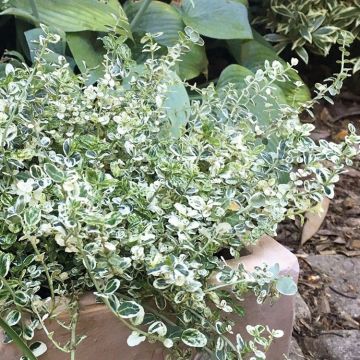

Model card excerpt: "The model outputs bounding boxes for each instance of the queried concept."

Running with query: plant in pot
[0,27,358,360]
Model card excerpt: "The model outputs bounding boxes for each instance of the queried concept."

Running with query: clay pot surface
[0,235,299,360]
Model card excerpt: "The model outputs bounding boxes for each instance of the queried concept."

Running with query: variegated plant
[253,0,360,70]
[0,27,358,360]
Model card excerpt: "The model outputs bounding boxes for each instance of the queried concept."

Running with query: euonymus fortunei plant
[0,27,358,359]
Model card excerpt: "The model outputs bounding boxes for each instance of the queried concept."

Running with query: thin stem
[77,243,161,342]
[0,318,38,360]
[32,307,70,353]
[29,238,56,313]
[70,302,79,360]
[130,0,152,28]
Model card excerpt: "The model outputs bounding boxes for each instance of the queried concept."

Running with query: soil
[276,95,360,359]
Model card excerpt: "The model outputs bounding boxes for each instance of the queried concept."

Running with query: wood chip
[319,250,337,255]
[339,250,360,257]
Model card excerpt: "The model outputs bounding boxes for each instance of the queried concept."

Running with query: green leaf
[6,310,21,326]
[276,277,297,296]
[124,0,183,47]
[66,31,105,85]
[178,42,208,80]
[216,64,253,90]
[118,301,144,319]
[4,0,131,36]
[181,328,208,348]
[227,32,311,107]
[44,163,65,183]
[0,253,12,277]
[176,0,252,40]
[23,208,41,227]
[163,71,190,139]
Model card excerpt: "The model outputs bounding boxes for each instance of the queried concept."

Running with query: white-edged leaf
[0,253,12,277]
[118,301,144,319]
[104,278,121,295]
[6,310,21,326]
[29,341,47,357]
[181,328,207,348]
[24,207,41,227]
[127,331,146,347]
[44,163,65,183]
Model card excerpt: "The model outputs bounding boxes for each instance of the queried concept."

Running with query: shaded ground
[276,96,360,359]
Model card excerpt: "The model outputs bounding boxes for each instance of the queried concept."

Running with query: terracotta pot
[0,236,299,360]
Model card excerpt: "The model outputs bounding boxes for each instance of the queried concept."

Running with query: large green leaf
[124,0,183,47]
[216,64,253,90]
[175,0,252,40]
[217,64,285,151]
[227,32,310,107]
[67,32,105,85]
[178,42,208,80]
[163,71,190,138]
[124,1,208,79]
[3,0,131,36]
[25,27,76,69]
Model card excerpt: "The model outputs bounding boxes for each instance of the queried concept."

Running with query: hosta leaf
[216,64,253,90]
[23,208,41,227]
[125,0,183,47]
[217,64,283,151]
[124,1,208,80]
[163,71,190,139]
[118,301,144,319]
[44,163,65,183]
[276,277,297,296]
[227,32,311,107]
[175,0,252,40]
[66,31,105,85]
[181,328,207,348]
[4,0,131,36]
[178,42,208,80]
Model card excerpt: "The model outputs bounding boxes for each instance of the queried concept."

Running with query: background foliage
[252,0,360,70]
